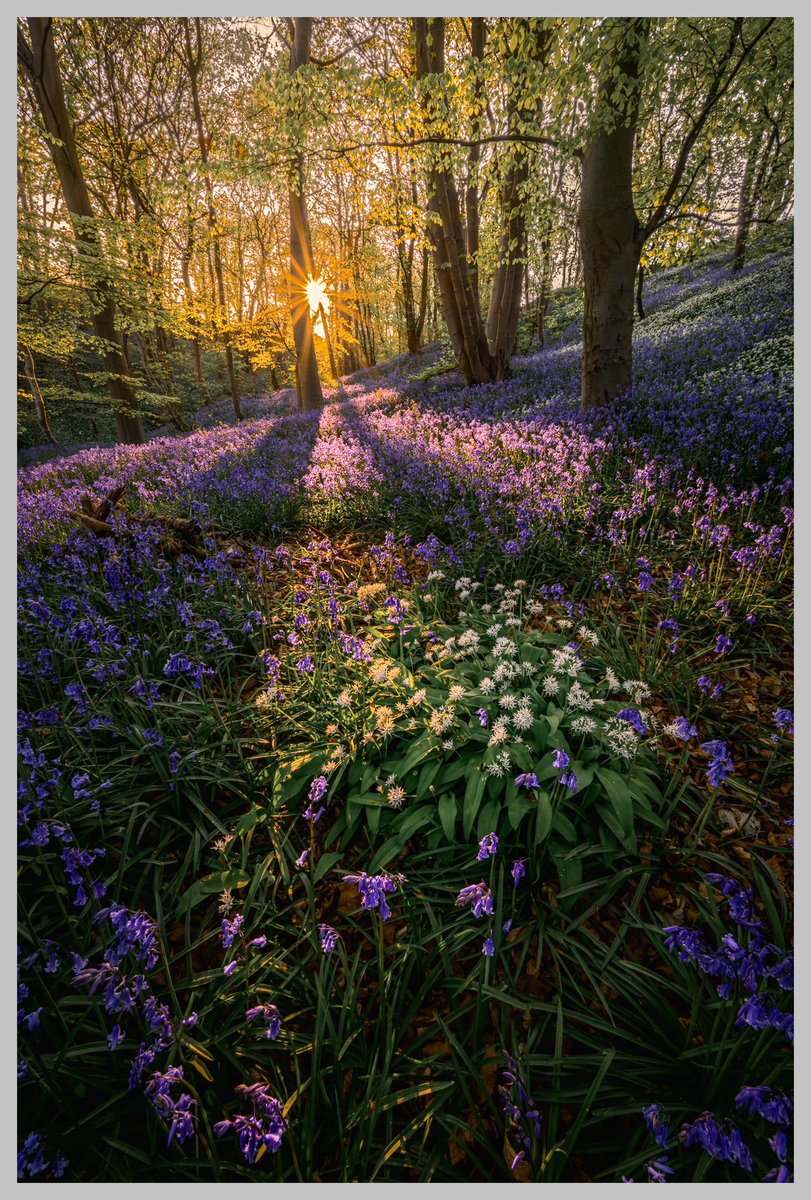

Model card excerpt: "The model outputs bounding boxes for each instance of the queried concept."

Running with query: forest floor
[17,245,794,1183]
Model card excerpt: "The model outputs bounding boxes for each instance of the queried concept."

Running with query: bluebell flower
[319,924,338,953]
[512,858,527,887]
[515,773,539,789]
[617,707,649,736]
[477,832,499,861]
[214,1083,287,1163]
[342,871,402,921]
[643,1103,670,1149]
[701,741,734,788]
[107,1024,125,1050]
[309,776,328,804]
[246,1003,282,1040]
[774,709,794,735]
[483,937,495,957]
[455,882,494,919]
[552,749,570,770]
[221,914,244,948]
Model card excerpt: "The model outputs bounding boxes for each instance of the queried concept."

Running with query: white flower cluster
[603,716,640,760]
[486,750,513,777]
[493,637,518,659]
[623,679,652,705]
[567,682,595,712]
[551,645,579,677]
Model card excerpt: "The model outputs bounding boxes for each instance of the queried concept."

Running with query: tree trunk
[183,18,242,420]
[465,18,485,312]
[18,18,145,444]
[289,18,324,411]
[414,18,496,386]
[22,347,58,444]
[579,20,648,410]
[536,235,553,346]
[180,224,210,401]
[486,20,551,377]
[732,143,757,272]
[635,264,646,321]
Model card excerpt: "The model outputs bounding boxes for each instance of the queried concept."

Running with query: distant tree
[17,17,146,444]
[287,18,324,411]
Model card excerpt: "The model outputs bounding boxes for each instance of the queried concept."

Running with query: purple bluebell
[455,881,494,918]
[319,924,338,953]
[342,871,402,921]
[246,1002,282,1040]
[672,717,698,740]
[477,832,499,861]
[515,773,539,790]
[214,1082,287,1163]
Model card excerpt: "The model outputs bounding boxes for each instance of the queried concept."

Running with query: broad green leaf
[462,771,486,839]
[438,793,456,841]
[313,851,343,883]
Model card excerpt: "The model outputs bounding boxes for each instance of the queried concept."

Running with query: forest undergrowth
[17,249,794,1183]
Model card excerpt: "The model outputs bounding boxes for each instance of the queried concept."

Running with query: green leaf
[438,793,456,841]
[235,806,265,834]
[535,791,553,843]
[415,759,441,798]
[595,768,635,840]
[476,798,501,840]
[507,792,532,831]
[551,809,578,843]
[177,868,251,915]
[395,805,434,842]
[462,771,486,839]
[313,852,343,883]
[551,847,582,892]
[396,733,435,777]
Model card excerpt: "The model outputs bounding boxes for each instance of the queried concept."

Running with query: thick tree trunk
[289,18,324,411]
[414,18,497,386]
[22,347,58,444]
[579,20,648,410]
[18,18,145,444]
